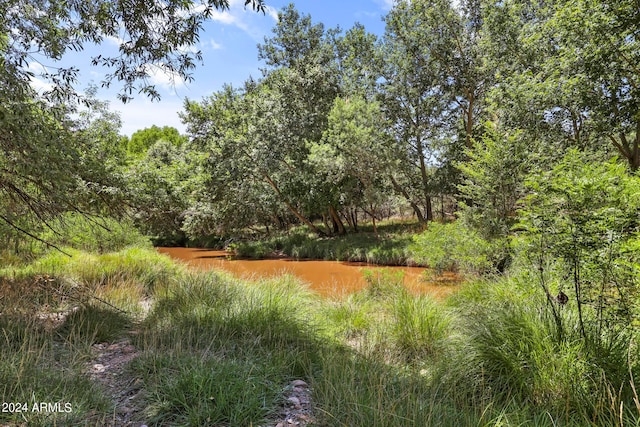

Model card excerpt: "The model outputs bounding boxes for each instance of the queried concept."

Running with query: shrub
[411,221,501,276]
[38,212,150,254]
[516,151,640,337]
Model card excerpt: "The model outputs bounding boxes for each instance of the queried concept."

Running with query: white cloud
[27,62,54,93]
[143,63,186,90]
[210,9,237,25]
[264,5,279,21]
[29,77,54,93]
[112,97,186,136]
[208,0,279,40]
[105,34,125,47]
[375,0,395,11]
[209,39,223,50]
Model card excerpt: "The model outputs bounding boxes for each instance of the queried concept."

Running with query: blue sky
[30,0,394,136]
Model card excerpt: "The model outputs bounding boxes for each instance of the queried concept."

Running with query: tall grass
[230,223,418,266]
[3,242,640,426]
[132,271,321,425]
[0,315,113,426]
[438,277,640,426]
[0,247,175,426]
[2,246,182,296]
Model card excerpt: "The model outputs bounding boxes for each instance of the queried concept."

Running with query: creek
[158,247,458,298]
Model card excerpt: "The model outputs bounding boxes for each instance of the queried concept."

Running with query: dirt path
[86,339,316,427]
[272,379,316,426]
[87,339,144,426]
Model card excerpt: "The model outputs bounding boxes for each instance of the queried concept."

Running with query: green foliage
[125,140,193,245]
[313,96,392,222]
[311,351,453,427]
[517,151,640,334]
[2,0,265,103]
[230,223,417,265]
[6,0,640,424]
[411,221,499,275]
[483,0,640,168]
[4,244,640,425]
[458,122,531,238]
[37,212,150,254]
[0,0,264,249]
[3,246,182,296]
[128,125,187,156]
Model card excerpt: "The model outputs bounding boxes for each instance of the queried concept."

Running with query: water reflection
[158,247,458,298]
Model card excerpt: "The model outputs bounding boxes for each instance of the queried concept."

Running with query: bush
[516,152,640,336]
[38,212,150,254]
[411,221,503,275]
[440,277,640,424]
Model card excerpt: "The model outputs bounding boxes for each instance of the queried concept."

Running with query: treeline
[2,0,639,249]
[119,0,639,245]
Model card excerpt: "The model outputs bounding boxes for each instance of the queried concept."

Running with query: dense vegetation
[2,245,640,426]
[3,0,640,425]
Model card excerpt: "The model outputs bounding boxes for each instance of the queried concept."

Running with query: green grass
[3,244,640,426]
[229,221,419,266]
[0,316,113,426]
[131,354,285,426]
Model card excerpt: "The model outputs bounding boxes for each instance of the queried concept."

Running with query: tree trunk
[351,208,358,232]
[342,209,354,231]
[329,206,346,235]
[416,134,432,222]
[321,213,332,236]
[425,196,433,222]
[390,175,426,223]
[464,90,475,148]
[263,174,326,237]
[370,204,378,237]
[609,124,640,171]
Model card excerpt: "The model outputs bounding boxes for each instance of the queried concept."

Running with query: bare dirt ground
[87,339,145,426]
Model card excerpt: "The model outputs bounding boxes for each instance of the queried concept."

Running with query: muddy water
[158,247,457,299]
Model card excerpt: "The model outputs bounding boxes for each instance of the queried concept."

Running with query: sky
[32,0,395,136]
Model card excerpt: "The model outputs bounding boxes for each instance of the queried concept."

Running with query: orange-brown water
[158,247,458,299]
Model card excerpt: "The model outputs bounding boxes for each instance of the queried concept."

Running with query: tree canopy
[0,0,266,247]
[1,0,266,102]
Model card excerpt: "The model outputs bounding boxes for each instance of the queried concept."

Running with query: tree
[180,83,286,237]
[315,97,393,234]
[0,0,267,244]
[482,0,640,169]
[1,0,266,102]
[548,0,640,169]
[125,140,192,245]
[333,23,382,101]
[380,0,454,222]
[457,122,530,239]
[0,88,122,251]
[254,5,340,234]
[128,125,187,156]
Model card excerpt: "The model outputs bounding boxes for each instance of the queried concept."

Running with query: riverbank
[157,247,458,298]
[2,246,637,426]
[224,220,422,266]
